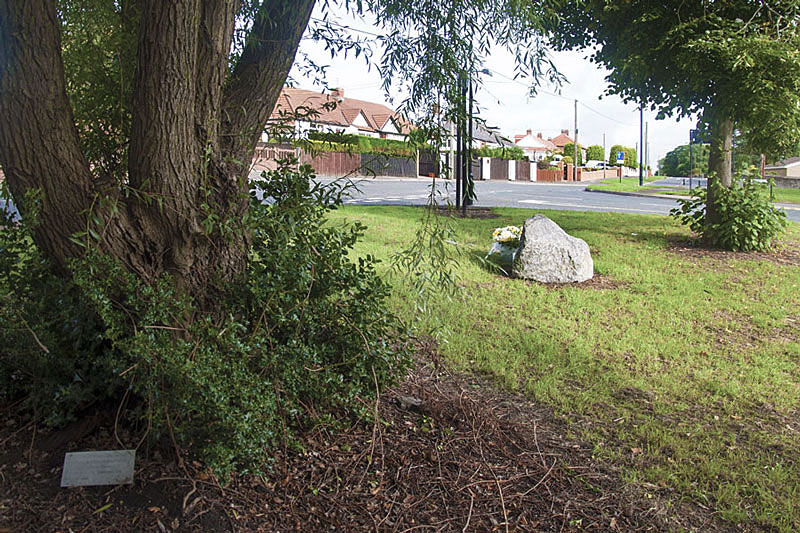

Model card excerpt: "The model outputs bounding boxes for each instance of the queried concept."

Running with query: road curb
[583,188,690,200]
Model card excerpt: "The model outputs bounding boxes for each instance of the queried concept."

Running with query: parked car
[584,160,610,170]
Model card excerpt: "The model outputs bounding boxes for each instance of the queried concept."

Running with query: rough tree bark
[705,108,734,231]
[0,0,315,304]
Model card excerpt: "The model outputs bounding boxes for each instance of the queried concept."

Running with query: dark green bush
[0,160,410,476]
[0,191,120,427]
[307,131,360,145]
[670,174,787,251]
[474,145,526,160]
[296,134,416,157]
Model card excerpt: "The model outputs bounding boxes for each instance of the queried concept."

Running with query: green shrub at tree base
[0,192,120,427]
[670,175,787,251]
[0,160,410,478]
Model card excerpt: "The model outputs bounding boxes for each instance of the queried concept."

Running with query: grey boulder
[512,215,593,283]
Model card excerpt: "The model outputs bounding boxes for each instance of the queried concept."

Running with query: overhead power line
[579,102,637,128]
[484,68,640,128]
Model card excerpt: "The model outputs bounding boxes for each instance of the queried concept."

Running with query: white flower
[492,225,521,244]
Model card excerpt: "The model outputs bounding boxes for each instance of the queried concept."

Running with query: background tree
[586,144,604,162]
[562,142,583,165]
[552,1,800,224]
[659,144,710,177]
[607,144,637,169]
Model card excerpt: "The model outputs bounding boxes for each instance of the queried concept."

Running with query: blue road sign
[690,129,710,143]
[616,151,625,163]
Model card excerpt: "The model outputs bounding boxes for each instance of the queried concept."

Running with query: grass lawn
[773,187,800,204]
[588,177,800,204]
[329,205,800,531]
[585,176,665,193]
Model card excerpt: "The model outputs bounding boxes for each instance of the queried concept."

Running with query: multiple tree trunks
[0,0,314,302]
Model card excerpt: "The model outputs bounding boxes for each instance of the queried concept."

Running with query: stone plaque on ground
[60,450,135,487]
[512,215,593,283]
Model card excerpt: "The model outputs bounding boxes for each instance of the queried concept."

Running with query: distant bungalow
[264,87,411,142]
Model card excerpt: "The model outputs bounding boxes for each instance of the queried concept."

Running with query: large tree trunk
[0,0,315,307]
[0,1,96,266]
[705,110,734,232]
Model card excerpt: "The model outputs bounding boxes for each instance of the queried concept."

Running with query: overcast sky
[291,7,698,169]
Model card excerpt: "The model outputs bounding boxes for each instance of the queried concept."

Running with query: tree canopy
[551,1,800,184]
[659,144,710,177]
[586,144,604,162]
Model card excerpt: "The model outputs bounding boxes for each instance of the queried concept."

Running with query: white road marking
[518,199,665,213]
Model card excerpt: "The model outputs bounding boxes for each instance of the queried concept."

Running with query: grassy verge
[588,177,800,204]
[330,205,800,531]
[585,177,663,192]
[773,187,800,204]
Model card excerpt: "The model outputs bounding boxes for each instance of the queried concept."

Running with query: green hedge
[474,145,526,160]
[298,133,416,157]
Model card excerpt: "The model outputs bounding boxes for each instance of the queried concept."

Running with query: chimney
[331,87,344,100]
[526,129,532,136]
[561,129,569,135]
[537,132,543,139]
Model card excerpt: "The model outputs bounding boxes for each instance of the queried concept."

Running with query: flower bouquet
[486,225,521,269]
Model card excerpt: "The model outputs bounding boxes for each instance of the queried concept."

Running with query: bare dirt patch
[542,273,626,291]
[1,355,735,532]
[474,273,625,291]
[429,205,501,219]
[668,241,800,268]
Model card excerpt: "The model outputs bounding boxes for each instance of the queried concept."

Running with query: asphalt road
[300,176,800,222]
[3,176,798,222]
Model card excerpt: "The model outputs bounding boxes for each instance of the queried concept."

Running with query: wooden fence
[489,158,508,180]
[299,151,362,177]
[253,143,425,179]
[361,154,417,178]
[516,161,531,181]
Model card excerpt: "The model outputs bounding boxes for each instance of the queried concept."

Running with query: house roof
[269,87,411,135]
[765,156,800,170]
[548,131,574,149]
[442,120,510,146]
[515,132,557,151]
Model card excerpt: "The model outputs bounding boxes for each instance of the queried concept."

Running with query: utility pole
[573,99,579,182]
[572,98,578,181]
[638,102,644,186]
[645,121,649,178]
[689,131,694,190]
[603,133,606,179]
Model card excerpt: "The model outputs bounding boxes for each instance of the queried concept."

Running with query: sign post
[615,151,625,183]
